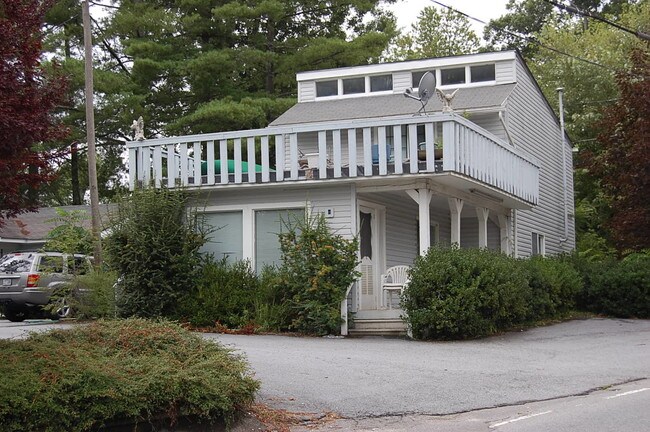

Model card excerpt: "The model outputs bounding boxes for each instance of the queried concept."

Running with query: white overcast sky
[388,0,511,38]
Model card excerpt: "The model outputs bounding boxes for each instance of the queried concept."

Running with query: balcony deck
[127,113,540,207]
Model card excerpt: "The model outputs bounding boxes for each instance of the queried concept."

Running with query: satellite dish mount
[403,71,436,115]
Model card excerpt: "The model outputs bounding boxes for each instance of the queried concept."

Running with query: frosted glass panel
[255,208,303,273]
[201,212,243,263]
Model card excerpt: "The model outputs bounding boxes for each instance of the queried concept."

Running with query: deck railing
[127,113,540,205]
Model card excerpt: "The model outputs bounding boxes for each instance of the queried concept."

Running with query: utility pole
[82,0,102,266]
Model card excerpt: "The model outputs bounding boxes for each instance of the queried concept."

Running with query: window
[470,64,495,82]
[316,80,338,97]
[440,67,466,85]
[38,255,64,273]
[531,232,545,256]
[342,77,365,95]
[68,257,91,275]
[411,71,430,88]
[201,211,243,263]
[255,208,303,273]
[416,222,440,254]
[370,74,392,92]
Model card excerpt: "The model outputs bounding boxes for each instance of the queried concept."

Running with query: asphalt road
[2,317,648,431]
[208,318,650,418]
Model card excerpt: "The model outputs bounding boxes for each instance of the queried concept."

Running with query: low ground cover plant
[0,319,259,432]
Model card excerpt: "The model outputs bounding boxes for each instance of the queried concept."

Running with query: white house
[127,51,575,335]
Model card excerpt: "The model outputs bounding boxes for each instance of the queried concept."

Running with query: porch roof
[270,83,516,126]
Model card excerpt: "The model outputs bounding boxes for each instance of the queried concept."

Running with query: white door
[358,205,381,310]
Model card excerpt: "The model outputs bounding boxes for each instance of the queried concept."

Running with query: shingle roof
[270,83,516,126]
[0,205,111,241]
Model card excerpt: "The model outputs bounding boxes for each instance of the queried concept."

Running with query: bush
[402,246,531,340]
[0,319,259,432]
[580,253,650,318]
[104,188,207,318]
[72,270,119,319]
[276,212,359,335]
[522,256,583,320]
[182,257,260,328]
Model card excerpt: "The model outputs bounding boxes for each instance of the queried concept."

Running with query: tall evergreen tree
[386,6,479,61]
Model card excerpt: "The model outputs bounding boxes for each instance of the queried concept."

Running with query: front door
[358,204,383,310]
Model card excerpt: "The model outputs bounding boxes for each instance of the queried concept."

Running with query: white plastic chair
[381,265,410,309]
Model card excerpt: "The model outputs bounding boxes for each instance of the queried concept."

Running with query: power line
[427,0,614,72]
[541,0,650,41]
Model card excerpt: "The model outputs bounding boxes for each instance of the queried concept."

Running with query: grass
[0,319,259,432]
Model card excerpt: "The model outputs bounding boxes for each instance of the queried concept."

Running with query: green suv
[0,251,92,322]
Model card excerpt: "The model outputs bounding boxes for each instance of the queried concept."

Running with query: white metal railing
[126,113,540,205]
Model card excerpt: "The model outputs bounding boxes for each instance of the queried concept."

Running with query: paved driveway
[208,318,650,417]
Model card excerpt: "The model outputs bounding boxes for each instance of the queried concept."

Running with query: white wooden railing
[127,113,540,205]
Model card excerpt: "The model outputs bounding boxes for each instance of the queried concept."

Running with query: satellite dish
[404,71,436,115]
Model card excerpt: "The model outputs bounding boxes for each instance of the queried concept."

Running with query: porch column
[476,207,489,248]
[498,213,513,255]
[448,198,463,247]
[406,189,433,255]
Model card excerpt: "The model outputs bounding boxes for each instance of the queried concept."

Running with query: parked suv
[0,251,92,322]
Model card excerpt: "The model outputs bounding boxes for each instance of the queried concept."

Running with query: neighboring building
[127,51,575,335]
[0,205,109,256]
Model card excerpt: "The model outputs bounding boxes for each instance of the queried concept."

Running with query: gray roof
[0,205,111,241]
[270,84,516,126]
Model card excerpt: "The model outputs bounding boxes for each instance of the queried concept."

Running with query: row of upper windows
[314,63,496,98]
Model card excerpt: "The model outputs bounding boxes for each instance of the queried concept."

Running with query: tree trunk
[71,142,81,204]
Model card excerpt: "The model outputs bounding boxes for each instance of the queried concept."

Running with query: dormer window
[370,74,393,92]
[412,71,428,88]
[316,80,338,97]
[441,67,466,85]
[470,64,496,82]
[343,77,365,95]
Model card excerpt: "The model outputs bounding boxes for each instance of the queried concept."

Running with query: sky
[388,0,511,38]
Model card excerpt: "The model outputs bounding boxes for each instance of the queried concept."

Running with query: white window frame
[203,201,307,269]
[531,232,546,256]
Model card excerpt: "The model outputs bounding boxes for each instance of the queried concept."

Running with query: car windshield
[0,254,35,273]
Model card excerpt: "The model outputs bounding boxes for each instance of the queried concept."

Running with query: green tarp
[200,160,267,175]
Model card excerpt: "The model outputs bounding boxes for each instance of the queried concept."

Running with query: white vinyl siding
[298,81,316,102]
[495,60,516,84]
[506,59,575,257]
[471,113,508,142]
[392,71,412,93]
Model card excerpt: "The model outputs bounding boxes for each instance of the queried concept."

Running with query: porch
[342,187,514,336]
[127,113,540,209]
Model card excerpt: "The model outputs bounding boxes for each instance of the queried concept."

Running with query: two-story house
[127,50,575,335]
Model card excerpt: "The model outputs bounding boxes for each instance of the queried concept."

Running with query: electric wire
[428,0,614,72]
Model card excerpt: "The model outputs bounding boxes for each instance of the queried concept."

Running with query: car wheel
[3,305,29,322]
[50,298,71,320]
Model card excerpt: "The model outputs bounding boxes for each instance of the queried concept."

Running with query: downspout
[557,88,569,244]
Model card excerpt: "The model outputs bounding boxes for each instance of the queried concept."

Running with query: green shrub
[522,256,583,320]
[581,253,650,318]
[402,246,531,340]
[0,319,259,432]
[72,270,118,319]
[104,188,207,318]
[182,257,260,328]
[253,265,292,332]
[277,212,359,335]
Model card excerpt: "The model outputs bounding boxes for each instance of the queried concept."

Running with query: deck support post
[498,213,513,256]
[407,189,433,256]
[449,198,464,247]
[477,207,489,248]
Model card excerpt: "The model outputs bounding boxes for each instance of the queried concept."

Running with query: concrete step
[349,318,408,337]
